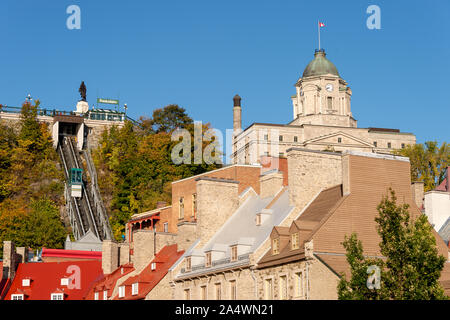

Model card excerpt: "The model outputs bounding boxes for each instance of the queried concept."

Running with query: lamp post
[124,103,128,121]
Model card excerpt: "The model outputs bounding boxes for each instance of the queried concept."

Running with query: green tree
[338,189,447,300]
[150,104,193,133]
[395,141,449,191]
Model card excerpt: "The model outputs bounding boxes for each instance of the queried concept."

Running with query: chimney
[233,94,242,133]
[259,169,284,198]
[118,243,130,266]
[16,247,28,263]
[411,181,424,209]
[2,241,20,280]
[102,240,119,275]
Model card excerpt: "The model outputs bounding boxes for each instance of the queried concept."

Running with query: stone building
[231,49,416,164]
[256,150,450,299]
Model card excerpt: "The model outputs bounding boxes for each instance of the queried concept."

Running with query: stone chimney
[16,247,28,263]
[2,241,20,280]
[233,94,242,133]
[118,243,130,266]
[411,181,424,209]
[102,240,119,275]
[259,170,284,198]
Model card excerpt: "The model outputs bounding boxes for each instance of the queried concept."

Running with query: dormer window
[291,233,299,250]
[11,294,24,300]
[94,292,99,300]
[50,293,64,300]
[60,278,69,286]
[272,238,279,255]
[132,283,139,296]
[231,246,238,262]
[151,262,156,271]
[22,279,31,287]
[256,214,261,226]
[103,290,108,300]
[185,257,191,272]
[118,286,125,298]
[205,252,212,268]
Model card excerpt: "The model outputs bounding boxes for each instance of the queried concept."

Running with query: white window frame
[118,286,125,298]
[103,290,108,300]
[264,277,273,300]
[22,279,30,287]
[132,283,139,296]
[294,271,304,299]
[94,292,99,300]
[50,293,64,300]
[60,278,69,286]
[11,294,24,300]
[151,262,156,270]
[279,274,288,300]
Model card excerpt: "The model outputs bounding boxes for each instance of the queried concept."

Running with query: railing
[181,253,251,274]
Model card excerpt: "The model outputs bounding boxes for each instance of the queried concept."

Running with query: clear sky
[0,0,449,146]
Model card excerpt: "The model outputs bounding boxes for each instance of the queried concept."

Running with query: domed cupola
[302,49,340,78]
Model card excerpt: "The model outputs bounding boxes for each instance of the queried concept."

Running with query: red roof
[3,260,103,300]
[84,263,135,300]
[114,244,184,300]
[41,248,102,261]
[435,167,449,192]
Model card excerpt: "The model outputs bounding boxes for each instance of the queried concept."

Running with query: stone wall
[287,148,343,211]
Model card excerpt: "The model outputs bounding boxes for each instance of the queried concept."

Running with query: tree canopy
[93,104,221,240]
[338,189,447,300]
[395,141,449,191]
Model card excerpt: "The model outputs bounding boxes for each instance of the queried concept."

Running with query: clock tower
[291,49,356,128]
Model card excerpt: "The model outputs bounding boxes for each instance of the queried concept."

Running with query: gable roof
[114,244,184,300]
[257,185,344,269]
[4,260,103,300]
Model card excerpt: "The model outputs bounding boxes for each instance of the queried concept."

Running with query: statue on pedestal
[79,81,87,102]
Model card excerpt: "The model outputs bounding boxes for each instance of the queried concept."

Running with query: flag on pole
[319,22,325,27]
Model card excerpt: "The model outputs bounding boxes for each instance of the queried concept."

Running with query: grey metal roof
[178,188,294,277]
[438,217,450,245]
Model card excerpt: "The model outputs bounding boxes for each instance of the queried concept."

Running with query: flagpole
[318,20,321,50]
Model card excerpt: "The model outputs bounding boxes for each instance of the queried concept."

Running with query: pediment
[303,131,373,148]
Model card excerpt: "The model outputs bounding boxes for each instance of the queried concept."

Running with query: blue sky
[0,0,449,146]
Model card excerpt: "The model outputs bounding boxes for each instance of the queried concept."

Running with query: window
[279,275,287,300]
[179,197,184,219]
[205,252,212,267]
[215,283,222,300]
[185,257,192,272]
[11,294,24,300]
[103,290,108,300]
[264,152,269,157]
[256,214,261,226]
[94,292,99,300]
[201,285,207,300]
[338,137,342,143]
[264,134,268,141]
[184,288,191,300]
[51,293,64,300]
[327,97,333,110]
[294,136,298,143]
[279,135,283,142]
[231,246,238,262]
[291,232,299,250]
[192,194,197,217]
[264,278,273,300]
[294,272,303,298]
[401,143,405,149]
[118,286,125,298]
[132,283,139,296]
[230,280,237,300]
[151,263,156,270]
[373,141,377,147]
[60,278,69,286]
[388,142,392,149]
[163,222,168,233]
[279,152,284,158]
[22,279,30,287]
[272,238,279,255]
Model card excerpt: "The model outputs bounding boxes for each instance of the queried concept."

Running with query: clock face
[326,83,333,92]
